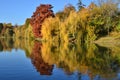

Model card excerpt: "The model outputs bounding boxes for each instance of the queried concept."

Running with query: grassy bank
[94,32,120,47]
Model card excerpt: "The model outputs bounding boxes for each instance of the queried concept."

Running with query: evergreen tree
[0,23,3,33]
[77,0,85,10]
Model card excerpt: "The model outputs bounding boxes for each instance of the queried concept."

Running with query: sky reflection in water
[0,38,120,80]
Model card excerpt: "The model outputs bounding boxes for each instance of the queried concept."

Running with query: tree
[89,0,118,38]
[30,4,54,38]
[77,0,85,10]
[25,18,30,28]
[100,0,118,36]
[0,23,3,33]
[64,4,76,13]
[56,11,65,21]
[56,4,76,21]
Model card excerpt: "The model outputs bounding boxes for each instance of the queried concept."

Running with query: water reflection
[30,41,53,75]
[0,38,14,51]
[0,38,120,80]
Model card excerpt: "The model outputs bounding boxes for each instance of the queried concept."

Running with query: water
[0,38,120,80]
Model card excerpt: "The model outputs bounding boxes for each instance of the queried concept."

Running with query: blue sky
[0,0,92,25]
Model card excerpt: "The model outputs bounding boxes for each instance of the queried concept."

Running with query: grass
[94,32,120,47]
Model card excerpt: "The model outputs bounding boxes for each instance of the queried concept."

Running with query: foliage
[42,17,60,42]
[0,1,120,43]
[0,1,120,76]
[77,0,85,10]
[0,23,14,37]
[24,18,30,28]
[88,1,119,38]
[56,4,76,21]
[116,22,120,32]
[41,40,120,77]
[30,4,54,38]
[0,23,3,33]
[43,4,96,44]
[13,19,34,40]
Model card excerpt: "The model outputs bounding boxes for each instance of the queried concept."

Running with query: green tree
[77,0,85,10]
[89,0,118,38]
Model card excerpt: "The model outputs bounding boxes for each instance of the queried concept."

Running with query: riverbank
[94,32,120,47]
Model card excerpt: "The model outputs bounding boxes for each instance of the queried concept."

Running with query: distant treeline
[0,18,34,40]
[0,23,14,37]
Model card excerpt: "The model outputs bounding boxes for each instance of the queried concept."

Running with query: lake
[0,38,120,80]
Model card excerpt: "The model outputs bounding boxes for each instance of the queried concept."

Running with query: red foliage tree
[30,4,54,38]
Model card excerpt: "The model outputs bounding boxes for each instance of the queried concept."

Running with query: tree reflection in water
[0,38,120,79]
[0,38,14,51]
[30,41,54,75]
[0,38,54,75]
